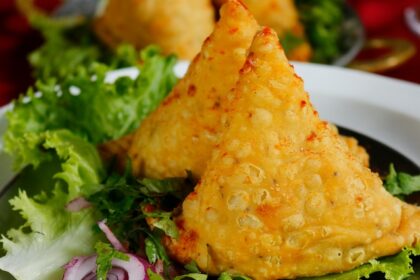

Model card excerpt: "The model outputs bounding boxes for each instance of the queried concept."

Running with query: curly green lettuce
[18,0,138,82]
[0,130,105,280]
[4,46,177,169]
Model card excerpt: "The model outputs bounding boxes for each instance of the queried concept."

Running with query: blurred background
[0,0,419,106]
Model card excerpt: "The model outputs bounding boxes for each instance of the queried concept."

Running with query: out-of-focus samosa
[165,28,420,279]
[129,0,259,178]
[214,0,312,61]
[93,0,215,60]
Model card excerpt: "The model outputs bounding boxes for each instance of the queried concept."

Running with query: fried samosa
[128,0,365,179]
[93,0,215,60]
[165,28,420,279]
[214,0,312,61]
[129,0,259,178]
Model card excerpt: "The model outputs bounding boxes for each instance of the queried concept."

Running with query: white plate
[1,62,420,191]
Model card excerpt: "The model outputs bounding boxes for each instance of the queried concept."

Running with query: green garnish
[296,0,346,63]
[87,167,194,261]
[95,241,129,280]
[385,164,420,198]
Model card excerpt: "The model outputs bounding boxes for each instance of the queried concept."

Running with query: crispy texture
[215,0,312,61]
[341,135,370,167]
[165,28,420,279]
[330,124,370,167]
[214,0,298,36]
[129,0,259,178]
[93,0,215,60]
[128,0,362,179]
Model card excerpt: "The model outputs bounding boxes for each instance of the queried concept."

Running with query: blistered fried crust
[330,124,370,167]
[215,0,312,61]
[129,0,259,179]
[341,135,369,167]
[93,0,215,60]
[165,28,420,279]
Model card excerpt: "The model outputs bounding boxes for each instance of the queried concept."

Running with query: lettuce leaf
[174,273,208,280]
[19,0,138,82]
[0,130,105,280]
[29,23,104,82]
[4,46,177,166]
[306,246,420,280]
[0,195,98,280]
[384,164,420,198]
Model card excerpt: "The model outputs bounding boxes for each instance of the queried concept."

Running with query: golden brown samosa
[214,0,312,61]
[129,0,259,178]
[165,28,420,279]
[93,0,215,60]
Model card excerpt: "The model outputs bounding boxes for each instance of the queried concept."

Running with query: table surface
[0,0,419,106]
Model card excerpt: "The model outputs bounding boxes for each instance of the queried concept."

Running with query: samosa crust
[214,0,312,61]
[165,28,420,279]
[129,0,259,179]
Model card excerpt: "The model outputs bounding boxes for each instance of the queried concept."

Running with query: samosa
[214,0,312,61]
[93,0,215,60]
[164,27,420,279]
[128,0,367,179]
[129,0,259,178]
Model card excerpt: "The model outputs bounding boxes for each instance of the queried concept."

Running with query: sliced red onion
[97,220,127,253]
[63,254,148,280]
[107,267,127,280]
[63,255,96,280]
[66,197,92,212]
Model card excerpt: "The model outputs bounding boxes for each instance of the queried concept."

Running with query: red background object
[0,0,419,107]
[348,0,420,85]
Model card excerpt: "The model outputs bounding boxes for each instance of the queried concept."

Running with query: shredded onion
[66,197,91,212]
[97,220,127,253]
[62,254,147,280]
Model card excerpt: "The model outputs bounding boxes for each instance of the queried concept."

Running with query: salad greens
[1,5,420,279]
[87,167,193,254]
[385,164,420,198]
[296,0,346,63]
[95,241,129,279]
[0,13,178,278]
[0,130,104,280]
[21,2,137,82]
[5,45,177,158]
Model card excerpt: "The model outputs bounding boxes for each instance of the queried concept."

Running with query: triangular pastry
[164,27,420,279]
[129,0,259,178]
[94,0,215,59]
[214,0,312,61]
[128,0,366,179]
